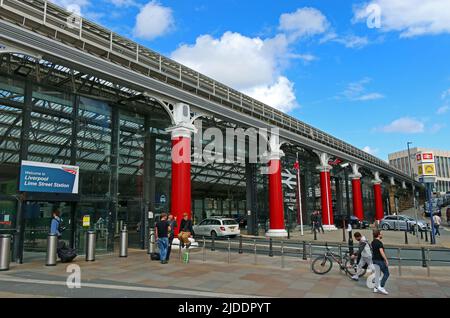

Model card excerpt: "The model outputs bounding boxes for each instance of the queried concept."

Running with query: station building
[0,0,421,261]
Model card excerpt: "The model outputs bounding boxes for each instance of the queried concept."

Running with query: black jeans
[166,236,174,260]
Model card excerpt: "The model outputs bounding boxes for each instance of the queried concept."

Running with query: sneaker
[377,287,389,295]
[351,275,359,281]
[373,287,379,293]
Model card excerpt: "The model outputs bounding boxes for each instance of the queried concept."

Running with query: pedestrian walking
[49,209,64,239]
[317,211,325,234]
[310,211,316,234]
[178,213,193,248]
[166,214,177,261]
[433,214,441,237]
[371,229,390,295]
[350,232,373,281]
[155,213,171,264]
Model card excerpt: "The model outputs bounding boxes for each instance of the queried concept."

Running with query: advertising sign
[83,215,90,227]
[418,163,436,176]
[416,152,434,164]
[19,160,79,194]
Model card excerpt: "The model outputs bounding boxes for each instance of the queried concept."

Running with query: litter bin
[0,234,11,271]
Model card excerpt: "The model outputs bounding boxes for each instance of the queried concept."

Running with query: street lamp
[407,142,420,244]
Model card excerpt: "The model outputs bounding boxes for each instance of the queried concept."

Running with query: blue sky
[54,0,450,160]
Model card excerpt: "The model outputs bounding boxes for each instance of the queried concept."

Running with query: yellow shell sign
[418,163,436,176]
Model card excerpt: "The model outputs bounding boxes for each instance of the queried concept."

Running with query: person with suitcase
[50,209,77,263]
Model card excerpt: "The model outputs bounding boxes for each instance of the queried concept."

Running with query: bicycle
[311,246,367,278]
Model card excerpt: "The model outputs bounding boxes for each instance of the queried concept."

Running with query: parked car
[192,217,240,238]
[334,215,370,229]
[379,215,429,231]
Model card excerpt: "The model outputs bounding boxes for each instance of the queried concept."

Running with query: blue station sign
[19,160,80,194]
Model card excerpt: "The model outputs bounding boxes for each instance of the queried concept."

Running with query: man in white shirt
[433,214,441,236]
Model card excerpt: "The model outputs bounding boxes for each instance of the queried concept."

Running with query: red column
[373,183,384,221]
[267,159,287,237]
[319,170,334,226]
[171,135,191,236]
[352,178,364,220]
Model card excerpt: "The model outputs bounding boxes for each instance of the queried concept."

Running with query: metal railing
[0,0,413,181]
[196,236,450,277]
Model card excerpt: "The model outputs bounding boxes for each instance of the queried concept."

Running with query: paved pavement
[0,247,449,298]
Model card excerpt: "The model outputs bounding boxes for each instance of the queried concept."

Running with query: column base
[323,225,338,231]
[266,229,288,238]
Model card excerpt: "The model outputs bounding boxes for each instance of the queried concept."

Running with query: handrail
[200,236,450,265]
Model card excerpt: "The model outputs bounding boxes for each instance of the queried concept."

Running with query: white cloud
[339,78,385,101]
[287,53,318,63]
[332,35,369,48]
[49,0,89,15]
[171,32,299,112]
[437,105,449,114]
[380,117,425,133]
[363,146,379,155]
[353,0,450,37]
[133,1,174,40]
[279,7,330,40]
[243,76,297,113]
[430,123,445,133]
[172,32,289,89]
[442,88,450,100]
[110,0,139,7]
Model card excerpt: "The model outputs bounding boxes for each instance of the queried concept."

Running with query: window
[222,220,238,225]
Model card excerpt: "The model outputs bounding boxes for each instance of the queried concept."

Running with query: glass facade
[0,71,406,259]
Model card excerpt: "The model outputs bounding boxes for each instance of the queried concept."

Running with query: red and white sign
[416,152,434,164]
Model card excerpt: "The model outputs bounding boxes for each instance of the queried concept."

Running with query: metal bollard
[228,238,231,264]
[46,233,58,266]
[421,247,427,268]
[397,248,402,276]
[308,243,312,266]
[404,228,408,245]
[269,238,273,257]
[313,228,317,240]
[119,225,128,258]
[420,229,423,240]
[425,228,428,242]
[202,237,206,262]
[254,240,257,265]
[338,244,342,261]
[148,228,155,255]
[281,241,285,269]
[211,234,215,251]
[85,230,96,262]
[238,235,243,254]
[426,249,431,277]
[302,241,307,260]
[0,234,12,271]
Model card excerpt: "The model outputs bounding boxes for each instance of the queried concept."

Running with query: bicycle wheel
[311,256,333,275]
[343,258,367,277]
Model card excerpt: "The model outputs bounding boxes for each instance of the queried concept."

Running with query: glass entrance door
[23,201,72,252]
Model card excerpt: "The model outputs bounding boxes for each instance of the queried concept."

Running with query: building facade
[0,0,420,262]
[389,148,450,193]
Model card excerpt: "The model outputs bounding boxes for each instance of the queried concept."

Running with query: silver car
[193,217,240,238]
[379,215,429,231]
